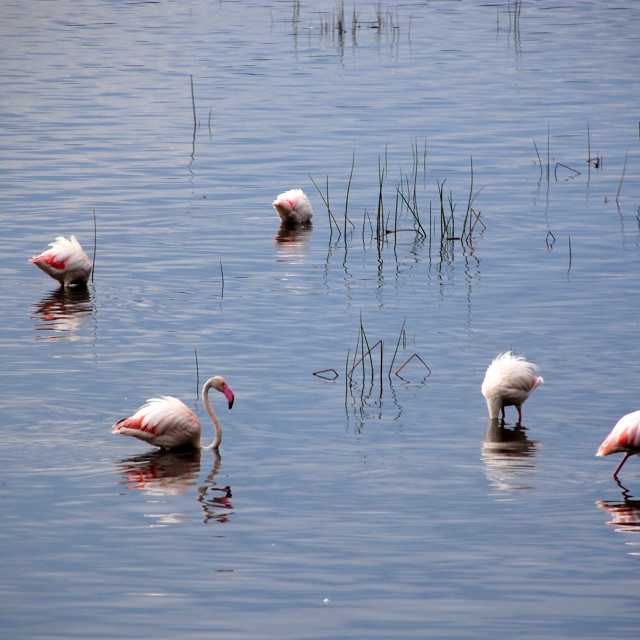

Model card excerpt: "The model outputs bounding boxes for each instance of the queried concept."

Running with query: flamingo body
[112,376,234,450]
[481,352,544,423]
[597,410,640,478]
[29,235,92,288]
[272,188,313,224]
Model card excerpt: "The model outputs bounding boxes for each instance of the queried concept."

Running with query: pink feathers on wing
[272,188,313,225]
[596,410,640,478]
[481,352,544,423]
[29,235,92,288]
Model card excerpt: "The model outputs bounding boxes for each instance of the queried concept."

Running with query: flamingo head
[209,376,235,409]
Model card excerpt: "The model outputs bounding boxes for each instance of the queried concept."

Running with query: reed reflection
[481,419,538,492]
[31,287,93,339]
[115,449,233,524]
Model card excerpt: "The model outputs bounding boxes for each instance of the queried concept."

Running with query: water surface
[1,1,640,638]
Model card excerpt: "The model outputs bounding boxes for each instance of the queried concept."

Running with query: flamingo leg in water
[613,452,632,479]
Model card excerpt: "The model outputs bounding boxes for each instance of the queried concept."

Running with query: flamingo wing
[597,410,640,457]
[272,188,313,224]
[483,353,543,403]
[112,396,201,449]
[30,236,92,286]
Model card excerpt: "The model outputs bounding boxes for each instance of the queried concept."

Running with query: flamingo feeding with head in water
[111,376,235,450]
[29,235,92,288]
[272,188,313,225]
[596,410,640,479]
[481,352,544,423]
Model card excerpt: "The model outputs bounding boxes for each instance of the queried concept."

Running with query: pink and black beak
[223,384,235,409]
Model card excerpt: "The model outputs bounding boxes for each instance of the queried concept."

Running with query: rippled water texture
[1,1,640,638]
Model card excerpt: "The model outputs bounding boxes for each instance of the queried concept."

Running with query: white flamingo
[481,352,544,423]
[111,376,235,450]
[272,188,313,224]
[29,235,92,288]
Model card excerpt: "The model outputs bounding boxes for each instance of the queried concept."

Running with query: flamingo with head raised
[597,410,640,478]
[272,188,313,225]
[29,235,92,288]
[481,352,544,423]
[111,376,235,450]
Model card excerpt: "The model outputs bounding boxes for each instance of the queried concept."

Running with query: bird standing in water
[112,376,235,451]
[29,235,92,288]
[596,410,640,478]
[481,352,544,423]
[272,188,313,225]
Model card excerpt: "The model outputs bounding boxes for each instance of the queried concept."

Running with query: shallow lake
[1,1,640,638]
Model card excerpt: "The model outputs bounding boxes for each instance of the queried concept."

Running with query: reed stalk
[309,173,341,238]
[616,150,628,207]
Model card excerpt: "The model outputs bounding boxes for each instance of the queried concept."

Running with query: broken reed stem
[533,138,543,178]
[388,318,407,377]
[376,154,385,246]
[344,151,355,238]
[190,75,197,132]
[219,259,225,298]
[309,173,341,238]
[616,150,628,207]
[568,236,572,273]
[395,187,426,238]
[395,353,431,379]
[461,156,474,238]
[91,208,97,283]
[546,125,550,186]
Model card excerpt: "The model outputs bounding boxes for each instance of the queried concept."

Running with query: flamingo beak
[223,385,235,409]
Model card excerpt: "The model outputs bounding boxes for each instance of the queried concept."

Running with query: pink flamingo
[29,235,92,288]
[111,376,235,450]
[272,188,313,224]
[481,352,544,423]
[596,410,640,478]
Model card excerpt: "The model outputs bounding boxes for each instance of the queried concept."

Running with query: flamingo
[29,235,92,288]
[111,376,235,450]
[596,411,640,478]
[481,352,544,423]
[272,188,313,224]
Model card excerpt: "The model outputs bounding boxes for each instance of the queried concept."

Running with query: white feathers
[481,352,544,422]
[272,188,313,225]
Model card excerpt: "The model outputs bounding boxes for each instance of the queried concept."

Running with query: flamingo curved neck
[201,381,222,450]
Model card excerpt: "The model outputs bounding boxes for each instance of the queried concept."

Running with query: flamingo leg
[613,453,632,479]
[517,406,523,424]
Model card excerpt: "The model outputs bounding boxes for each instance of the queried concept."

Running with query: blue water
[1,1,640,638]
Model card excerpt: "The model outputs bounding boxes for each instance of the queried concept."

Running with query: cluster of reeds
[310,140,485,254]
[308,1,405,48]
[313,317,431,396]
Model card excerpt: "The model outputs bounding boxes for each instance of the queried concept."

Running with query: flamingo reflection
[597,483,640,559]
[31,287,93,338]
[274,222,312,263]
[481,419,538,492]
[114,449,233,524]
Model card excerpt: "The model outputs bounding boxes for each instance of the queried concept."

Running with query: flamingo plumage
[272,188,313,225]
[111,376,235,451]
[481,352,544,423]
[596,410,640,478]
[29,235,92,288]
